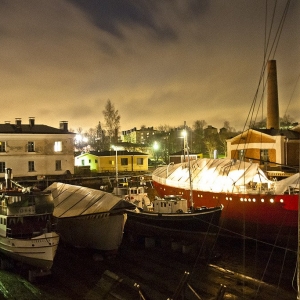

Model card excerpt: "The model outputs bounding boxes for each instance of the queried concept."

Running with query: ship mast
[183,121,194,211]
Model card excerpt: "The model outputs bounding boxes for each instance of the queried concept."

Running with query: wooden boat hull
[0,232,59,270]
[125,206,222,242]
[56,213,127,251]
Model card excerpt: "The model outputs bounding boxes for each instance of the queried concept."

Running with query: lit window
[137,158,143,165]
[54,141,62,152]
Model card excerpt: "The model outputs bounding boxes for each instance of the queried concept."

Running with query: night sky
[0,0,299,132]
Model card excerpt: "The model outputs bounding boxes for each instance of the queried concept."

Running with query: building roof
[170,150,198,156]
[255,128,300,139]
[78,150,148,157]
[0,123,74,134]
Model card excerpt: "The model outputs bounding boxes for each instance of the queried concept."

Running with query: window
[95,159,98,163]
[28,161,35,172]
[81,160,85,166]
[0,162,5,173]
[260,149,269,163]
[54,141,62,152]
[27,141,35,152]
[0,142,5,152]
[55,160,62,171]
[238,149,245,161]
[121,158,128,166]
[137,158,143,165]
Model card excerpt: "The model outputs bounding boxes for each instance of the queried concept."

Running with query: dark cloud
[68,0,177,40]
[0,0,298,132]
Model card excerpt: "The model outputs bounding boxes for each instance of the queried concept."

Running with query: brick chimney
[15,118,22,127]
[60,121,68,132]
[267,60,279,129]
[29,117,35,127]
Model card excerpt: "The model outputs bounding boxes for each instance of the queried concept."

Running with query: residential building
[0,118,75,178]
[75,150,149,173]
[204,125,218,137]
[121,127,156,144]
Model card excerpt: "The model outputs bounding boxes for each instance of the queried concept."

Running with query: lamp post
[182,129,187,162]
[182,123,194,211]
[112,145,119,192]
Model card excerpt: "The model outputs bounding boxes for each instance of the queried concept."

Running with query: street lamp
[182,124,194,211]
[112,145,119,192]
[182,129,187,161]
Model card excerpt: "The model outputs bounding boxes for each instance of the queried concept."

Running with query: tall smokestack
[267,60,279,129]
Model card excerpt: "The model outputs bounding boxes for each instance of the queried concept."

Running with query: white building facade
[0,118,75,178]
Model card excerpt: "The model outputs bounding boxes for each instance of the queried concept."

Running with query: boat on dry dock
[123,172,223,241]
[0,168,59,270]
[152,158,299,244]
[47,182,136,252]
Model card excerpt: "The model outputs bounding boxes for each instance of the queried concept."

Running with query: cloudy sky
[0,0,299,133]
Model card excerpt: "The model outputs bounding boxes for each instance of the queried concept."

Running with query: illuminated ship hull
[152,158,299,247]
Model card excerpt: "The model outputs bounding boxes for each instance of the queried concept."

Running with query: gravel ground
[0,231,297,300]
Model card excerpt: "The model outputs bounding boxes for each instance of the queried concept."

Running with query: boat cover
[46,182,135,218]
[274,173,300,194]
[152,158,272,193]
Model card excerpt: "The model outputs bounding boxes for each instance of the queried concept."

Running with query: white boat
[0,168,59,270]
[47,182,136,252]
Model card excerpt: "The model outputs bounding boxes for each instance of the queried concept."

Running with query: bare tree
[280,114,294,129]
[102,99,121,145]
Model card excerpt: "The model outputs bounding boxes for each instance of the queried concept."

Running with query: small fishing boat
[0,168,59,270]
[124,139,223,241]
[125,192,223,240]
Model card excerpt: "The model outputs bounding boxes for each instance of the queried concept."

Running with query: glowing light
[280,199,284,203]
[270,199,274,203]
[253,199,256,202]
[261,199,265,202]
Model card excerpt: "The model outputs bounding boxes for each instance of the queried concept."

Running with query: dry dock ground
[0,231,297,300]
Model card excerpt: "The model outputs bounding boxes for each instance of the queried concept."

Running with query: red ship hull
[152,180,298,248]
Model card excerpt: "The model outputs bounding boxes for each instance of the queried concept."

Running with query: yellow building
[75,150,149,173]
